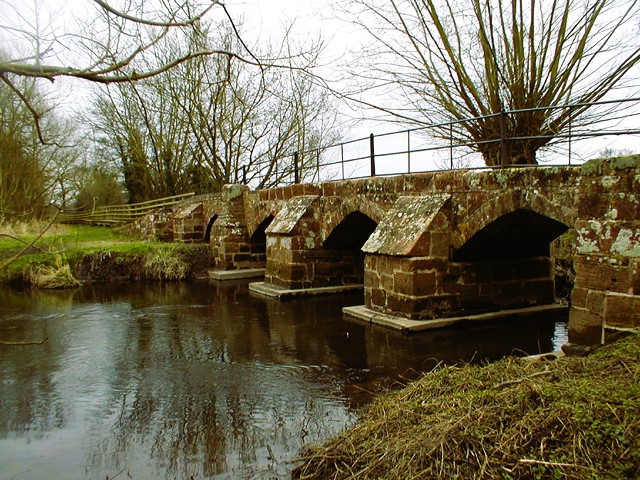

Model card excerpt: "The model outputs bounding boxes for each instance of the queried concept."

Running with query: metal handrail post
[500,109,508,167]
[370,133,376,177]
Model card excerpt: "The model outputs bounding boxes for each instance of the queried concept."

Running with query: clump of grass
[143,246,189,281]
[24,254,81,289]
[293,333,640,480]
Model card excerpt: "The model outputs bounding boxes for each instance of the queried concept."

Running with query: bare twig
[491,369,553,389]
[0,210,59,272]
[0,337,48,345]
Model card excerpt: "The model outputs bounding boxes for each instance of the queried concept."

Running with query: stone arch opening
[324,211,378,250]
[453,209,568,261]
[317,211,378,286]
[250,215,274,260]
[448,208,569,313]
[204,214,219,242]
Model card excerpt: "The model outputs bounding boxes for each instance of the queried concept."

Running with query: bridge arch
[315,210,378,287]
[452,190,575,252]
[316,195,384,246]
[322,211,378,250]
[250,214,274,246]
[203,214,219,243]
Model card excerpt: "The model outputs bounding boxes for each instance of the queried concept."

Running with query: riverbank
[0,223,213,286]
[293,332,640,479]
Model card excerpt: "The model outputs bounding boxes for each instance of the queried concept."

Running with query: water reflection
[0,282,567,479]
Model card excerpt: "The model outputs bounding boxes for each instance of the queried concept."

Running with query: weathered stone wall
[569,157,640,344]
[364,255,554,319]
[172,203,205,242]
[126,156,639,345]
[210,185,269,270]
[125,207,175,241]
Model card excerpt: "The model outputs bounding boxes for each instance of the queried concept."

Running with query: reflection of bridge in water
[156,157,639,346]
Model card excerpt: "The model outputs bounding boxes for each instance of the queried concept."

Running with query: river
[0,281,567,479]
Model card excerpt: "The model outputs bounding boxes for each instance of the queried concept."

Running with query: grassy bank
[0,223,213,286]
[293,333,640,480]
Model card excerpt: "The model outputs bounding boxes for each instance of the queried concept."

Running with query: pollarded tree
[343,0,640,165]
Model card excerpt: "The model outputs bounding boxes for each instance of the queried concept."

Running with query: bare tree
[341,0,640,165]
[89,20,340,201]
[0,61,82,219]
[0,0,258,144]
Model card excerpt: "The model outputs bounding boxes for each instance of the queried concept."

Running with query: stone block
[461,262,492,284]
[404,256,447,272]
[570,287,588,308]
[568,307,603,345]
[604,293,640,328]
[479,283,500,297]
[364,269,379,288]
[442,279,479,297]
[491,262,514,282]
[429,232,451,257]
[574,255,630,293]
[521,279,555,303]
[512,257,552,280]
[499,281,524,302]
[632,260,640,295]
[611,193,640,221]
[586,290,606,316]
[380,273,394,291]
[414,271,438,296]
[385,293,414,316]
[413,295,458,319]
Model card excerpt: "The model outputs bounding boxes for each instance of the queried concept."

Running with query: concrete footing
[208,268,266,281]
[343,303,568,333]
[249,282,363,299]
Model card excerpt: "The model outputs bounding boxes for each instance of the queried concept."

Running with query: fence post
[500,109,508,167]
[407,130,411,174]
[341,144,345,180]
[370,133,376,177]
[449,123,454,169]
[294,151,299,184]
[316,149,320,182]
[568,109,572,166]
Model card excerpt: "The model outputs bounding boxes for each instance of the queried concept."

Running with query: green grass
[0,224,204,284]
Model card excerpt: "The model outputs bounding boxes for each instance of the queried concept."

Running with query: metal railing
[272,96,640,186]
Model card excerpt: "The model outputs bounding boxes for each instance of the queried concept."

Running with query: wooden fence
[57,193,195,226]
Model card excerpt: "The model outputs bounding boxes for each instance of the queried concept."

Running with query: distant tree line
[0,0,338,217]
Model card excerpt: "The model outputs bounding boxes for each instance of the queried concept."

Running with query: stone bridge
[158,157,639,346]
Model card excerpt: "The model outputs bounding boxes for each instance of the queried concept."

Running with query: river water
[0,281,567,479]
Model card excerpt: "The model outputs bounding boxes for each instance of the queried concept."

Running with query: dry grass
[24,254,81,289]
[293,333,640,480]
[143,247,190,281]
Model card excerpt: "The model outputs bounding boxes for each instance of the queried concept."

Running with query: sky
[1,0,638,172]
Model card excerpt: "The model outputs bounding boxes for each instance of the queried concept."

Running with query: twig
[517,458,580,468]
[0,234,52,254]
[0,337,48,345]
[492,369,553,389]
[267,444,277,463]
[0,211,60,271]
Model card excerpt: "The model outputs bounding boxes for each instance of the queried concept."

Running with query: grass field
[0,223,211,285]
